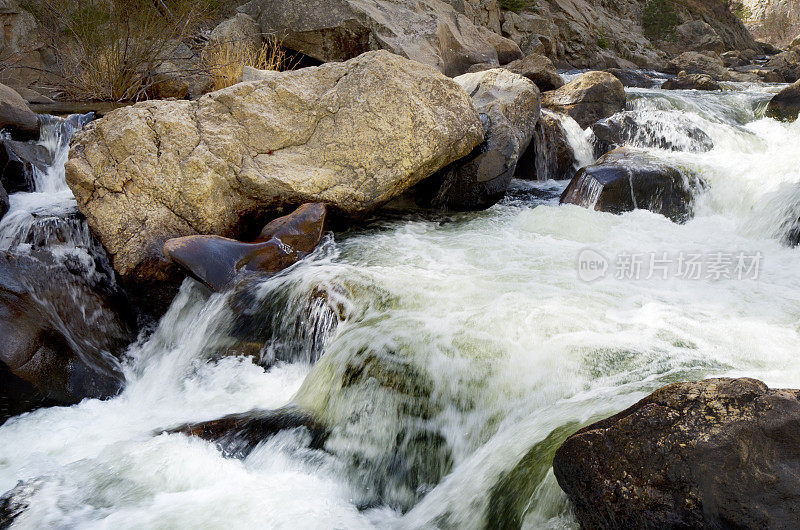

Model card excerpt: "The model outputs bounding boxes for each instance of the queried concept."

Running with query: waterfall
[2,80,800,529]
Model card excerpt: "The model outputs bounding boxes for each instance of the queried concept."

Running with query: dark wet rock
[592,111,714,155]
[163,203,327,292]
[560,148,702,223]
[0,478,44,527]
[0,83,39,141]
[541,71,625,129]
[0,183,7,221]
[766,80,800,122]
[415,69,540,210]
[758,41,783,56]
[605,68,657,88]
[516,111,579,181]
[502,53,564,91]
[0,248,137,421]
[661,73,722,91]
[167,406,328,457]
[0,139,51,194]
[553,377,800,529]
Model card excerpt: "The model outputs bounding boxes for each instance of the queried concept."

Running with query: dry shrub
[24,0,215,101]
[762,9,793,43]
[202,36,294,91]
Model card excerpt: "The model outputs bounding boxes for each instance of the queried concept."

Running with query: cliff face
[491,0,757,69]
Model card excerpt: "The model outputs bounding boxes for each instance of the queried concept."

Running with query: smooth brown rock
[541,71,625,128]
[667,51,728,78]
[163,203,327,291]
[554,378,800,529]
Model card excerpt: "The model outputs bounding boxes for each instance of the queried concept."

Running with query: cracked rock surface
[65,51,484,285]
[553,377,800,529]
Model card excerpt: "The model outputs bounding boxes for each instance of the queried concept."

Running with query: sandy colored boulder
[0,83,38,139]
[541,71,625,128]
[65,51,484,285]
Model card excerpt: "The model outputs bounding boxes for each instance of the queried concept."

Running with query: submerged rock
[0,83,39,140]
[592,111,714,155]
[0,479,43,527]
[766,79,800,122]
[65,51,483,293]
[167,406,327,457]
[163,203,327,291]
[661,73,722,91]
[560,148,702,223]
[0,249,137,420]
[415,69,540,210]
[554,378,800,529]
[541,71,625,129]
[239,0,521,76]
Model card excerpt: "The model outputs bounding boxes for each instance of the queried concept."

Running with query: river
[1,79,799,528]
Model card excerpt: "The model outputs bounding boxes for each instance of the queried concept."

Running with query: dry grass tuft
[203,36,294,91]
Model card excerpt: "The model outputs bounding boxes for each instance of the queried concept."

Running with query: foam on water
[2,82,800,528]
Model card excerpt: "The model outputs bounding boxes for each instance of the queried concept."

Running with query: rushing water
[2,80,800,528]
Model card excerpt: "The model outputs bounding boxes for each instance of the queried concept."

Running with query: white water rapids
[1,81,800,529]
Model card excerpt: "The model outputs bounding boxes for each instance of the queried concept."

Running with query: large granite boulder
[766,79,800,122]
[560,147,702,222]
[0,83,39,140]
[502,53,564,91]
[239,0,522,76]
[554,378,800,529]
[541,71,626,128]
[415,68,540,210]
[65,51,483,289]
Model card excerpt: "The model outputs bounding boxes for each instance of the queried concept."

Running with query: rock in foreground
[541,71,625,129]
[0,249,137,420]
[560,148,701,223]
[65,51,483,289]
[554,378,800,529]
[766,79,800,122]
